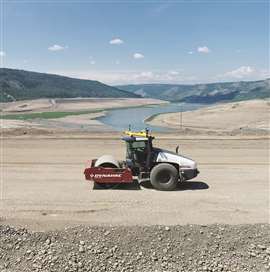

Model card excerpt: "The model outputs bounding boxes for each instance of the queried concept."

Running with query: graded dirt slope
[1,98,166,113]
[147,99,270,135]
[0,98,53,112]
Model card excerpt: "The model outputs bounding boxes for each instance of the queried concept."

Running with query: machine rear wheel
[150,163,178,191]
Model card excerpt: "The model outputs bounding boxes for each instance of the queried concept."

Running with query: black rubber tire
[150,163,179,191]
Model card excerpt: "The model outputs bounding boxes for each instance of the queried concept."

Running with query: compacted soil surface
[1,134,268,272]
[1,136,268,229]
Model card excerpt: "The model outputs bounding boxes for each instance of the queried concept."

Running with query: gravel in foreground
[0,224,269,272]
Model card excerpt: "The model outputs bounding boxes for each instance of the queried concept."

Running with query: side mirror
[176,145,179,154]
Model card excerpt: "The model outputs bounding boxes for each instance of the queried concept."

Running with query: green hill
[0,68,140,102]
[117,79,270,104]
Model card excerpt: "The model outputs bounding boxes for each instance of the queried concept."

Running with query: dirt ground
[0,97,166,134]
[148,99,270,135]
[0,97,166,113]
[1,224,269,272]
[1,134,268,231]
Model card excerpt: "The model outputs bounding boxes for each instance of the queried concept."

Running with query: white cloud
[223,66,255,79]
[115,60,120,65]
[188,51,193,55]
[197,46,211,54]
[48,44,67,51]
[109,38,124,45]
[216,66,269,81]
[52,70,197,85]
[168,70,179,76]
[134,71,154,80]
[0,51,6,57]
[260,69,270,78]
[133,53,144,59]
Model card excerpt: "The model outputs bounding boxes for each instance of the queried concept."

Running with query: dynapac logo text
[90,173,122,178]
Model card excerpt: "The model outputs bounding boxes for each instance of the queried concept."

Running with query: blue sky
[1,0,269,85]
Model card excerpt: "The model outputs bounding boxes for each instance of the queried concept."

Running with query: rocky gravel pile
[0,224,269,272]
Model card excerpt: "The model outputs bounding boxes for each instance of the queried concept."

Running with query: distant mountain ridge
[1,68,269,104]
[117,79,270,103]
[0,68,139,102]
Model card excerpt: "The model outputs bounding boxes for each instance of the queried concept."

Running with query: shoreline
[146,99,270,136]
[1,99,269,137]
[0,101,168,120]
[0,98,168,134]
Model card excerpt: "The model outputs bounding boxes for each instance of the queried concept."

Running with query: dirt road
[1,136,269,231]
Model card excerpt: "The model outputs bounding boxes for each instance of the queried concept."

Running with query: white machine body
[156,149,199,180]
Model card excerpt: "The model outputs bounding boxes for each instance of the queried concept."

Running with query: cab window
[130,141,146,150]
[126,141,147,160]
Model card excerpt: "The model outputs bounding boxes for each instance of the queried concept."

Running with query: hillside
[147,99,270,135]
[0,68,139,102]
[117,79,270,104]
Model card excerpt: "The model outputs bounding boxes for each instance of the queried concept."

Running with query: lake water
[97,102,205,132]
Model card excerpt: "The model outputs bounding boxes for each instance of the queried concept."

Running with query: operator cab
[122,130,154,174]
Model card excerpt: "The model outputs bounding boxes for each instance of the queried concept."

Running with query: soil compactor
[84,129,199,191]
